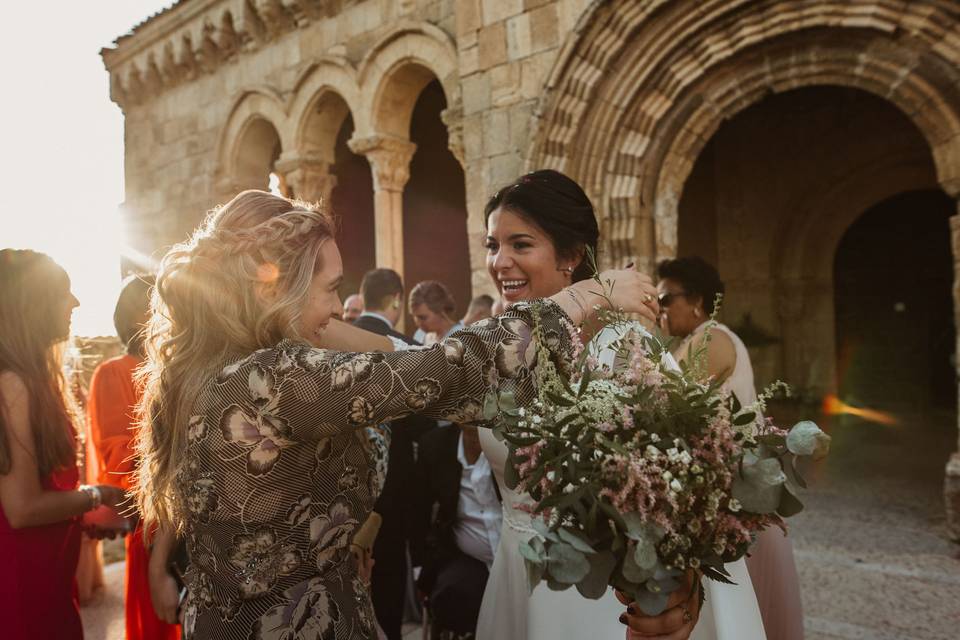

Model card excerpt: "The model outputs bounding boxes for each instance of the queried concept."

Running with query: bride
[476,171,766,640]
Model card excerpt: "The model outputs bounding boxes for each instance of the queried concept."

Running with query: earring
[693,308,701,318]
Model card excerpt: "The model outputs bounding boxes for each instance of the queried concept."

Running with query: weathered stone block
[462,71,492,115]
[506,12,532,61]
[490,61,521,106]
[483,107,511,155]
[481,0,524,26]
[529,3,559,53]
[456,0,482,36]
[478,20,508,70]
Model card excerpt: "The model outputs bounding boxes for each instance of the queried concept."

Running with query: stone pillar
[347,134,417,278]
[945,212,960,540]
[275,152,338,205]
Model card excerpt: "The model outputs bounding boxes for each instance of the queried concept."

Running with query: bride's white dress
[475,324,766,640]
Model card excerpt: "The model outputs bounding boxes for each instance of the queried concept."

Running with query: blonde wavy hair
[136,190,335,530]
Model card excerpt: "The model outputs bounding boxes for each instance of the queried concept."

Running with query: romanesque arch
[215,88,290,198]
[528,0,960,267]
[528,0,960,536]
[358,22,460,141]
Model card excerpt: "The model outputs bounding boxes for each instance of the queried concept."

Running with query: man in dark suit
[411,423,502,639]
[353,268,431,640]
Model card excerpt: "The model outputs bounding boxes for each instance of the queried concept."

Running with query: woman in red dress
[89,275,180,640]
[0,249,125,640]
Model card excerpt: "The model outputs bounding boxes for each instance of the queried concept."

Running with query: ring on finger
[643,293,654,304]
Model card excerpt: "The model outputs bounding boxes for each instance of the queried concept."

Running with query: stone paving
[81,410,960,640]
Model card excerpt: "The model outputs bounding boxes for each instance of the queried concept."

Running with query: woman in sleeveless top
[0,249,126,640]
[657,256,805,640]
[477,172,768,640]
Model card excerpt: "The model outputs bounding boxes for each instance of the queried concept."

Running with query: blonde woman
[135,190,659,640]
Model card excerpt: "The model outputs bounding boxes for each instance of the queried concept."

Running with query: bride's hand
[616,570,701,639]
[593,268,660,323]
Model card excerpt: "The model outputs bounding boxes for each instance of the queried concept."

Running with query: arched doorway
[402,79,470,325]
[834,190,956,414]
[677,86,943,396]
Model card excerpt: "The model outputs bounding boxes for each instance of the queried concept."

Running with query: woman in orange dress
[88,275,180,640]
[0,249,126,640]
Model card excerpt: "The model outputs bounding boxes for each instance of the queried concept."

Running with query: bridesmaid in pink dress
[0,249,125,640]
[657,256,805,640]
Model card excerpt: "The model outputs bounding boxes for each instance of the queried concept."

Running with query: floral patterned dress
[178,302,571,639]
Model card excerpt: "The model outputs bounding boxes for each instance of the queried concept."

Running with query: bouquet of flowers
[487,302,829,614]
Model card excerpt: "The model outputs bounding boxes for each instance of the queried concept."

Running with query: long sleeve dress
[88,353,181,640]
[177,301,572,639]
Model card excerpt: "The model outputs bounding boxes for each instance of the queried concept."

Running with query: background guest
[409,281,462,347]
[355,268,433,640]
[343,293,364,323]
[412,423,501,640]
[461,294,494,326]
[656,255,804,640]
[88,274,180,640]
[0,249,125,640]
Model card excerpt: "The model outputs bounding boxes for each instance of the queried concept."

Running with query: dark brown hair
[485,170,600,282]
[0,249,77,476]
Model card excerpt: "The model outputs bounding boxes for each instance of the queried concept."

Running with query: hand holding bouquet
[488,305,829,615]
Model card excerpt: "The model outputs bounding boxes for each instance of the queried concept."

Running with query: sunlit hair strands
[136,190,335,530]
[0,249,79,477]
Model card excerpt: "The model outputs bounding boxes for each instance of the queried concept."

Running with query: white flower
[679,451,692,465]
[728,499,742,512]
[662,471,673,481]
[532,415,542,424]
[518,408,526,417]
[645,445,660,459]
[650,433,661,443]
[670,479,683,492]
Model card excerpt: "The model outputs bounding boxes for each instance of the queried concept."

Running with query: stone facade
[103,0,960,537]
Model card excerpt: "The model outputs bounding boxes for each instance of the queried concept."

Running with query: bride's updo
[484,170,600,282]
[137,190,335,528]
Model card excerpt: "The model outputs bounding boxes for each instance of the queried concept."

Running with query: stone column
[945,212,960,540]
[275,152,338,205]
[347,134,417,278]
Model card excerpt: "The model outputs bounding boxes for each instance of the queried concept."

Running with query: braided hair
[136,190,335,529]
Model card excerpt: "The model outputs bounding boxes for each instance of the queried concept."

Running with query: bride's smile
[485,207,576,304]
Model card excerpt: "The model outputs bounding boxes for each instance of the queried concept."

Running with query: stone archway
[528,0,960,536]
[215,88,290,202]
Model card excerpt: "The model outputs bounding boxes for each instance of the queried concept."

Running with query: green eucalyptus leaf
[499,390,518,415]
[634,585,670,616]
[777,485,805,518]
[503,450,521,490]
[482,392,499,421]
[526,558,545,593]
[519,539,546,565]
[532,518,560,543]
[732,454,785,514]
[558,527,596,554]
[733,411,757,426]
[621,541,654,584]
[575,550,617,600]
[786,421,831,459]
[547,542,591,584]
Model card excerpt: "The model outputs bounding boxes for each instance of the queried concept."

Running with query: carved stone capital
[440,103,465,167]
[347,135,417,192]
[275,153,338,204]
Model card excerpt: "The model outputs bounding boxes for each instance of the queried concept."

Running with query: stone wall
[104,0,960,537]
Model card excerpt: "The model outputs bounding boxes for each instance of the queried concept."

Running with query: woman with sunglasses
[656,256,803,640]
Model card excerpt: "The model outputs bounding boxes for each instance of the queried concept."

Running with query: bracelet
[78,484,102,511]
